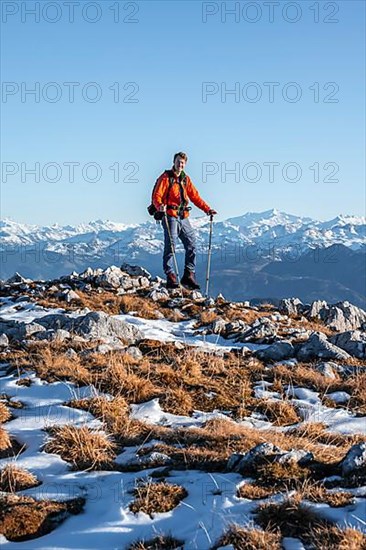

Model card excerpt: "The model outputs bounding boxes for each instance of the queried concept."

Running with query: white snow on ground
[290,387,366,436]
[1,299,366,548]
[130,398,230,428]
[115,313,269,354]
[0,370,259,550]
[0,298,269,355]
[0,297,84,323]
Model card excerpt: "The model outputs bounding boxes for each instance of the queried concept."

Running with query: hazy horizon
[2,1,365,225]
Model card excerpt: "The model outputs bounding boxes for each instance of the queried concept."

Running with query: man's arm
[186,176,211,214]
[152,174,169,210]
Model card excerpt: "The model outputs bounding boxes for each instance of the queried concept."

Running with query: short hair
[173,152,188,163]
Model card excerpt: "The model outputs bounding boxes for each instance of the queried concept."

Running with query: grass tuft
[0,403,12,423]
[0,494,84,542]
[255,494,332,539]
[129,480,188,517]
[0,464,39,492]
[44,425,117,470]
[213,524,282,550]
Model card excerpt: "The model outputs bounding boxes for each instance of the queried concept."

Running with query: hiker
[151,152,217,290]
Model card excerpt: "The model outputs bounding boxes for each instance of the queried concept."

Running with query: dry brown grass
[219,304,276,325]
[38,288,166,320]
[119,295,164,320]
[237,482,276,500]
[0,428,12,453]
[0,493,84,542]
[295,317,335,337]
[97,358,157,403]
[238,463,356,506]
[0,428,24,459]
[38,288,120,314]
[255,399,301,426]
[44,425,117,470]
[68,396,129,433]
[194,309,220,328]
[128,535,184,550]
[288,422,365,452]
[255,494,332,539]
[129,480,188,517]
[344,371,366,415]
[165,309,186,322]
[307,525,366,550]
[0,348,30,371]
[124,415,358,474]
[158,387,193,415]
[0,464,40,492]
[272,362,340,394]
[0,402,12,423]
[257,461,310,486]
[135,442,228,472]
[213,524,282,550]
[299,481,355,507]
[30,346,92,385]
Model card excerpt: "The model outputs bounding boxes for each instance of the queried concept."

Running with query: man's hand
[159,204,167,212]
[208,209,217,216]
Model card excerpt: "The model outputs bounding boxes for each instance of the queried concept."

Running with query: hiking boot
[166,271,179,289]
[180,269,200,290]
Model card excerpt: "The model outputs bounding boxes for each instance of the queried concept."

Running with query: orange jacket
[152,168,211,219]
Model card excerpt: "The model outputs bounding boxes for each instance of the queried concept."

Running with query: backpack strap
[165,170,190,217]
[177,172,189,212]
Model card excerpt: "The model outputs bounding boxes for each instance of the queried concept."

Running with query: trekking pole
[205,214,214,297]
[163,210,184,299]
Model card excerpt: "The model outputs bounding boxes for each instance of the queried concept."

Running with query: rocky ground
[0,264,365,549]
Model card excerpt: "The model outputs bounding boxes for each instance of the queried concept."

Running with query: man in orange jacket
[152,152,217,290]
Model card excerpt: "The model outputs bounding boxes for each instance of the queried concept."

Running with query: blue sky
[1,0,365,225]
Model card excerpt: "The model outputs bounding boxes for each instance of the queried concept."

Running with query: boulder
[6,272,33,285]
[227,443,313,475]
[35,329,71,342]
[211,319,227,335]
[316,361,339,379]
[340,443,366,477]
[224,320,249,339]
[95,266,127,289]
[0,319,46,340]
[235,317,277,344]
[329,330,366,359]
[308,300,328,319]
[227,443,280,474]
[296,332,351,361]
[320,301,366,332]
[36,314,71,331]
[254,340,295,362]
[124,346,143,360]
[149,288,169,302]
[279,298,303,316]
[0,333,9,348]
[73,311,142,344]
[120,263,151,279]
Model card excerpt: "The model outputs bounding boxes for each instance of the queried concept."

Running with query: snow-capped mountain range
[1,209,365,308]
[1,209,365,257]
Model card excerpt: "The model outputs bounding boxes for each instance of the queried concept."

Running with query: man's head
[173,152,188,175]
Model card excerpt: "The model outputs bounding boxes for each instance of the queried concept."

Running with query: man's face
[174,156,186,174]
